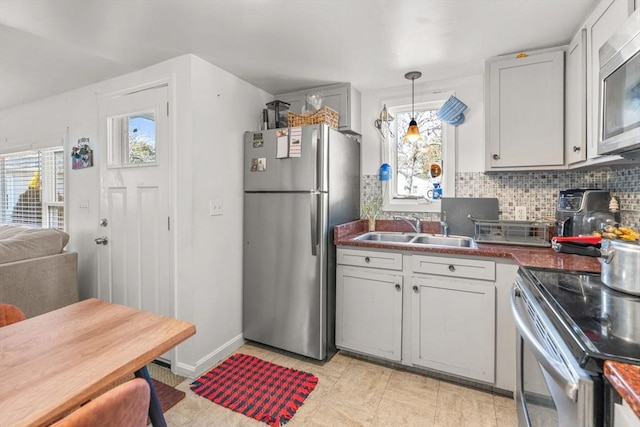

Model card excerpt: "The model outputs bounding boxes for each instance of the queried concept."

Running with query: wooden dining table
[0,298,196,427]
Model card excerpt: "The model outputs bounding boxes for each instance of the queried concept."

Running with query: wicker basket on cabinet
[287,107,339,129]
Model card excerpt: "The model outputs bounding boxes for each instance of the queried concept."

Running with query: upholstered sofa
[0,224,79,318]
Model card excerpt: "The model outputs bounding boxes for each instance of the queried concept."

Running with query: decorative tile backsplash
[361,165,640,228]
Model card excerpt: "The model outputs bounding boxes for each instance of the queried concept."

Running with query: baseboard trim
[173,334,244,378]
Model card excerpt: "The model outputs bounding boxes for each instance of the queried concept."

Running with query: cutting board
[440,198,499,237]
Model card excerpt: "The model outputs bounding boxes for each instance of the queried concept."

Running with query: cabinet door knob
[412,285,419,293]
[493,154,500,160]
[364,257,370,263]
[573,146,581,152]
[448,264,456,272]
[395,283,401,291]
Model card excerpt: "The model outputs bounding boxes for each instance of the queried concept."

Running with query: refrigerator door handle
[310,192,319,256]
[312,128,319,191]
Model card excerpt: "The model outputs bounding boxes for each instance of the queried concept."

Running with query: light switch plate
[78,200,90,214]
[515,206,527,221]
[210,199,223,216]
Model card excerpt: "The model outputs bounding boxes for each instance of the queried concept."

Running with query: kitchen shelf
[469,217,553,247]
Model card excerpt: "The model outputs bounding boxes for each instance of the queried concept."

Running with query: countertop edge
[334,220,602,273]
[604,361,640,419]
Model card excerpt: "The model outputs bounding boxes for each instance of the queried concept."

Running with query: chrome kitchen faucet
[394,215,421,233]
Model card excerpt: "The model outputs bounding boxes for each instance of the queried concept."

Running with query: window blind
[0,147,65,229]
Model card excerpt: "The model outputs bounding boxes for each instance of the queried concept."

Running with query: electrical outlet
[209,199,223,216]
[515,206,527,221]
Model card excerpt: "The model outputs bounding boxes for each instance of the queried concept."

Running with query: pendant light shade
[404,71,422,142]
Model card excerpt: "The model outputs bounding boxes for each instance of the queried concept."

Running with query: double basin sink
[355,232,478,249]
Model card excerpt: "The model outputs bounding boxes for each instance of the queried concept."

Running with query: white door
[97,84,172,324]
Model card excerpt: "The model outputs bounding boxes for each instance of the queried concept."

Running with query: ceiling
[0,0,598,111]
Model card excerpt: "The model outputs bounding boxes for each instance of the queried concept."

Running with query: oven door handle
[511,285,579,402]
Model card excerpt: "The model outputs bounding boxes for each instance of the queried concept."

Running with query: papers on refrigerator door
[276,128,289,159]
[288,127,302,158]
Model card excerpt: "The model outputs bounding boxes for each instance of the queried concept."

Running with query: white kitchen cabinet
[494,262,519,392]
[485,49,565,170]
[336,247,402,270]
[412,254,495,281]
[584,0,636,159]
[275,83,362,135]
[614,400,640,427]
[565,29,588,165]
[410,256,496,383]
[335,246,518,391]
[336,264,403,362]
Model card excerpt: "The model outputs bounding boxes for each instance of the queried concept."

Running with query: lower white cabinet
[614,400,640,427]
[336,247,518,391]
[336,265,403,361]
[410,270,496,383]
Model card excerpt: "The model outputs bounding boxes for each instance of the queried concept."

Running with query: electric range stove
[518,266,640,373]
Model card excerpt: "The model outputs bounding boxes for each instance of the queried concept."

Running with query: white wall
[360,75,485,176]
[173,56,272,376]
[0,54,272,377]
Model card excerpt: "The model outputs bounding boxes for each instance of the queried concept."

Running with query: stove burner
[522,267,640,370]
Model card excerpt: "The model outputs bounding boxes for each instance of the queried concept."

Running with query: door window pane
[128,113,156,164]
[109,111,157,167]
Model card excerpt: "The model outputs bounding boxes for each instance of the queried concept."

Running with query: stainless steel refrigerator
[243,124,360,360]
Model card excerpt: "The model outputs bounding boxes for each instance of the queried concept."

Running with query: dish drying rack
[468,216,553,247]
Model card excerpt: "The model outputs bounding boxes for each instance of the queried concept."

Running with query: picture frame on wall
[71,137,93,169]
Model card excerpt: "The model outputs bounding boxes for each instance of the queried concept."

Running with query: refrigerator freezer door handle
[312,128,319,190]
[310,192,319,256]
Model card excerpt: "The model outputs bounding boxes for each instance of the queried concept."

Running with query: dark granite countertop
[605,361,640,418]
[334,219,602,273]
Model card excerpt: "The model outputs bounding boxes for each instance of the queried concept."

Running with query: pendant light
[404,71,423,142]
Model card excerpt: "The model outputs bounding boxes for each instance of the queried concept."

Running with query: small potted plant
[361,194,383,232]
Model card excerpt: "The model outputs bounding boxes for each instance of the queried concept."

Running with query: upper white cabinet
[275,83,362,136]
[565,29,588,165]
[485,50,565,170]
[584,0,636,159]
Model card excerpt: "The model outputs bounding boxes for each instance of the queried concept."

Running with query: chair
[52,378,150,427]
[0,304,26,327]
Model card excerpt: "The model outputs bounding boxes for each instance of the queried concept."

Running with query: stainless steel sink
[354,232,477,248]
[355,232,415,243]
[410,234,478,248]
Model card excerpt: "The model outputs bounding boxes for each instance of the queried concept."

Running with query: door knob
[95,236,108,245]
[395,284,401,291]
[412,285,419,293]
[492,154,500,160]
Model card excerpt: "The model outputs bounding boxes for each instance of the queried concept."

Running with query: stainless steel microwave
[598,9,640,159]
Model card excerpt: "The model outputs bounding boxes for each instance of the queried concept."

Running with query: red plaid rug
[190,353,318,426]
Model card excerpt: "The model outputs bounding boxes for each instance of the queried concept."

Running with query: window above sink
[380,89,457,214]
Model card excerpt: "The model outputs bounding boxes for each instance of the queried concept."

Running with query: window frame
[381,92,456,213]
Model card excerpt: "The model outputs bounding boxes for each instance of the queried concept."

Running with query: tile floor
[165,343,517,427]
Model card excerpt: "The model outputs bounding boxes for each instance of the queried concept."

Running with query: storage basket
[287,107,339,129]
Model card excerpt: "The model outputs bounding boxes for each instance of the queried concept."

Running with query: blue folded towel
[437,95,467,126]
